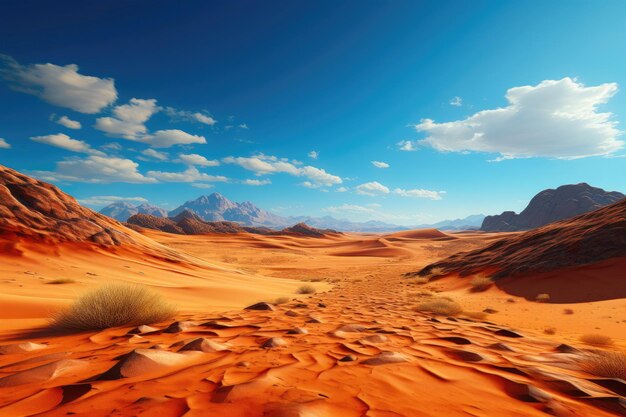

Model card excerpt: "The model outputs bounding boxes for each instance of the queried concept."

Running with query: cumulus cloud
[95,98,159,139]
[417,78,623,159]
[30,133,104,155]
[372,160,389,168]
[308,150,319,159]
[32,156,156,183]
[336,186,348,192]
[147,166,227,183]
[324,204,377,214]
[78,195,148,206]
[55,115,81,129]
[393,188,445,200]
[0,138,10,149]
[242,178,271,186]
[178,153,219,167]
[356,181,390,196]
[223,154,341,187]
[164,107,217,126]
[239,123,248,129]
[141,148,169,161]
[142,129,207,148]
[0,55,117,113]
[449,96,462,107]
[397,140,418,151]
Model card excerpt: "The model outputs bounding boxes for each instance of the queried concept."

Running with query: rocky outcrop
[481,183,624,232]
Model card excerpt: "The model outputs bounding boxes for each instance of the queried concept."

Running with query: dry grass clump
[470,276,493,292]
[274,297,290,305]
[563,308,574,315]
[46,278,77,285]
[543,327,556,335]
[535,293,551,303]
[581,350,626,380]
[52,283,176,331]
[296,285,316,295]
[414,297,463,316]
[579,333,613,346]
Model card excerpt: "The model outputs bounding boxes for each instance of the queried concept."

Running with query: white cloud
[417,77,623,159]
[239,123,248,129]
[336,186,348,192]
[223,154,341,186]
[95,98,159,139]
[78,195,148,206]
[242,178,271,186]
[301,181,321,189]
[397,140,418,151]
[142,129,206,148]
[101,142,122,151]
[308,150,319,159]
[393,188,445,200]
[147,166,227,183]
[56,115,81,129]
[178,153,219,167]
[141,148,169,161]
[0,55,117,113]
[372,160,389,168]
[192,183,214,189]
[32,156,156,183]
[164,107,217,126]
[450,96,462,107]
[324,204,377,214]
[30,133,104,155]
[0,138,10,149]
[356,181,390,196]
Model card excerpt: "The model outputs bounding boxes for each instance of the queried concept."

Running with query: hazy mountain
[100,201,168,222]
[481,183,625,232]
[415,214,485,231]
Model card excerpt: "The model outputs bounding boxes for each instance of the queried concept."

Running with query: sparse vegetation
[414,297,463,316]
[46,278,76,285]
[581,350,626,380]
[506,298,516,303]
[535,293,550,303]
[563,308,574,315]
[296,285,316,294]
[543,327,556,335]
[579,333,613,346]
[470,276,493,292]
[274,297,290,305]
[51,283,176,331]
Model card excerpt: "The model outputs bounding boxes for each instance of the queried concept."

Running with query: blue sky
[1,0,625,225]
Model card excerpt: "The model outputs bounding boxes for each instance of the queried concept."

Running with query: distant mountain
[100,201,167,222]
[287,215,406,233]
[481,183,624,232]
[169,193,287,227]
[415,214,485,231]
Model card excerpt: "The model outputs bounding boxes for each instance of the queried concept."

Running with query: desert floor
[0,230,624,416]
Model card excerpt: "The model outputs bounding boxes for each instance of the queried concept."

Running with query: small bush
[274,297,290,305]
[543,327,556,335]
[535,293,550,303]
[47,278,76,285]
[581,350,626,380]
[580,333,613,346]
[506,298,516,303]
[470,276,493,292]
[563,308,574,315]
[414,297,463,316]
[296,285,316,295]
[52,283,176,331]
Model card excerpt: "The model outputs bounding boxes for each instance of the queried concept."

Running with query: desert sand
[0,227,624,416]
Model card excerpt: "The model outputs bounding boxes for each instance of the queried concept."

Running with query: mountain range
[99,202,168,222]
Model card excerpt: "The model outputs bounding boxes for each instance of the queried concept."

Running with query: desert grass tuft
[414,297,462,316]
[563,308,574,315]
[46,278,77,285]
[296,285,316,295]
[274,297,290,305]
[581,350,626,380]
[51,283,176,331]
[470,276,493,292]
[543,327,557,335]
[535,293,551,303]
[579,333,613,346]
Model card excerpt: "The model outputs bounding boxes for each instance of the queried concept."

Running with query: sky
[1,0,625,225]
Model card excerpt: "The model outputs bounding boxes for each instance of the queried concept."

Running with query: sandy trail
[0,230,624,416]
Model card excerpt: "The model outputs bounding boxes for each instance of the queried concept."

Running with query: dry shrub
[543,327,556,335]
[506,298,516,303]
[580,333,613,346]
[47,278,76,285]
[581,350,626,380]
[296,285,316,295]
[274,297,290,305]
[415,297,463,316]
[52,283,176,331]
[470,276,493,292]
[563,308,574,315]
[535,293,551,303]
